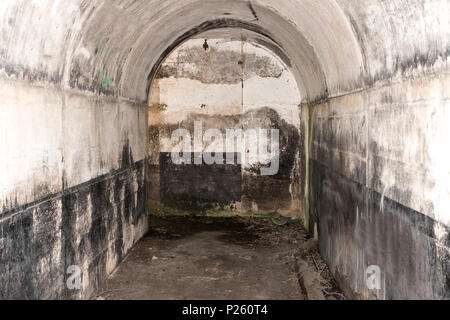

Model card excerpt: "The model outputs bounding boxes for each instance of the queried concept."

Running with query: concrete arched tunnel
[0,0,448,300]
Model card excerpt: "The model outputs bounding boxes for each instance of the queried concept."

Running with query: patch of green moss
[149,103,168,112]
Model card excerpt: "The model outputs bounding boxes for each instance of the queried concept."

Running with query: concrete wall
[304,1,450,300]
[148,37,302,217]
[0,78,148,299]
[310,72,450,300]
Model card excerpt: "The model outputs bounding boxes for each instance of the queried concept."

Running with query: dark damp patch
[0,158,147,299]
[121,140,135,168]
[147,216,259,244]
[160,153,242,214]
[364,51,450,88]
[156,44,284,84]
[153,108,301,214]
[0,199,63,299]
[113,172,124,262]
[446,275,450,294]
[135,160,148,226]
[339,9,448,90]
[68,60,117,97]
[0,59,63,86]
[311,160,450,299]
[241,107,300,212]
[0,207,34,299]
[148,125,161,165]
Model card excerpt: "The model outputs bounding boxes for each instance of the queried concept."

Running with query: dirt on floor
[95,216,345,300]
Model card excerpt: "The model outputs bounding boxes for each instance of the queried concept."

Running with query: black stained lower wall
[160,153,242,213]
[311,161,450,300]
[0,160,148,300]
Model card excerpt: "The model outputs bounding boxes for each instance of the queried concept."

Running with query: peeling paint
[148,37,302,217]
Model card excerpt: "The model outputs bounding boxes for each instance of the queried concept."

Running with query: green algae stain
[100,63,114,88]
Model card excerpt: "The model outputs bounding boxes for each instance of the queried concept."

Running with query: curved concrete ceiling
[0,0,447,103]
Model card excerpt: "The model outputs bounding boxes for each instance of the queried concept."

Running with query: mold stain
[156,44,284,85]
[0,146,147,299]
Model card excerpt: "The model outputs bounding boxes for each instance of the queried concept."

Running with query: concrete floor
[97,217,340,300]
